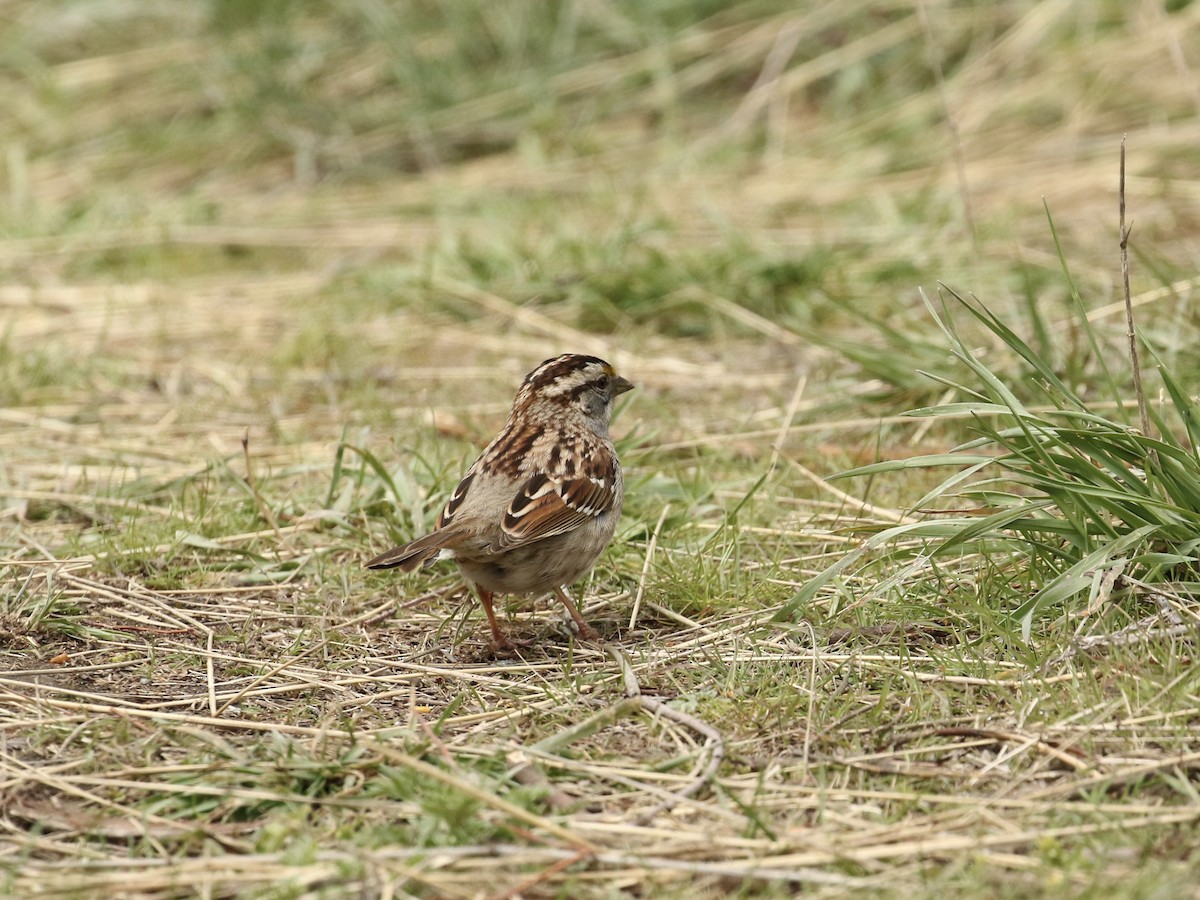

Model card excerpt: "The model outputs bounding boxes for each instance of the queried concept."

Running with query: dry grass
[5,561,1199,896]
[4,1,1200,897]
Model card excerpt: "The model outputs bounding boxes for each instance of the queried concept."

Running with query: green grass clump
[794,277,1200,638]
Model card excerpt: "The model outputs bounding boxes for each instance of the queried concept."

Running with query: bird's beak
[612,375,634,396]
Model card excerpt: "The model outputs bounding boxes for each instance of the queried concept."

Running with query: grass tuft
[812,280,1200,637]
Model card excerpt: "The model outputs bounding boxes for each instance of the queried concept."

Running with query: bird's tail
[365,530,457,571]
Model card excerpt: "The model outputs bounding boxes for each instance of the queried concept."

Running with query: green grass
[3,0,1200,896]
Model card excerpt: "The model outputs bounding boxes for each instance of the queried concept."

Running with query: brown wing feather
[437,471,475,529]
[494,464,619,550]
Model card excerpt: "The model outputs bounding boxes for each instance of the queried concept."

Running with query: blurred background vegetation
[6,0,1200,550]
[6,1,1197,343]
[4,0,1198,465]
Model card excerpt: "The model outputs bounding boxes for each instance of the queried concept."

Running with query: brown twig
[1119,136,1151,440]
[242,429,280,536]
[485,849,594,900]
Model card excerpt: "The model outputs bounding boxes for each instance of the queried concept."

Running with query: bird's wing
[494,463,620,550]
[436,471,475,529]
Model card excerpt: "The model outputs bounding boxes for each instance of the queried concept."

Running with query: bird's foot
[490,632,535,655]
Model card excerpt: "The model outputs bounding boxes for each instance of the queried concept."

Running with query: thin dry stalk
[1119,137,1151,440]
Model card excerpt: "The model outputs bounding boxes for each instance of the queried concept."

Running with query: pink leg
[553,586,597,640]
[478,590,513,649]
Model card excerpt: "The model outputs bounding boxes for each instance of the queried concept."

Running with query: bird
[366,354,634,649]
